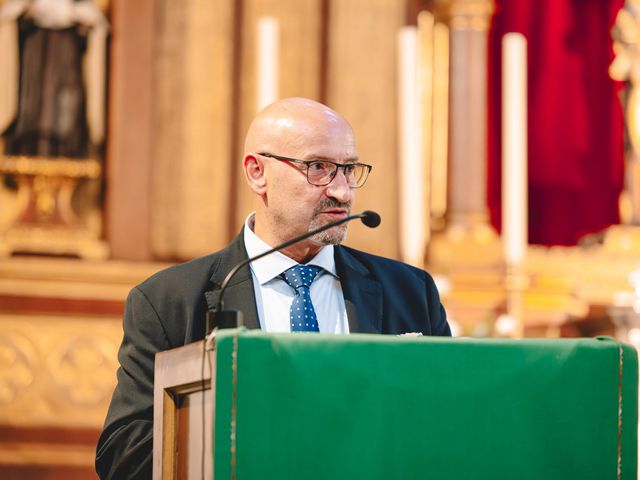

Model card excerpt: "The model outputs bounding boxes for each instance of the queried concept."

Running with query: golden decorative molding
[428,222,502,271]
[602,225,640,257]
[48,334,120,407]
[0,226,109,260]
[0,332,36,405]
[0,256,171,301]
[429,0,495,30]
[0,255,170,284]
[0,156,102,179]
[0,257,171,431]
[0,155,108,259]
[437,242,640,337]
[526,244,639,308]
[0,314,122,428]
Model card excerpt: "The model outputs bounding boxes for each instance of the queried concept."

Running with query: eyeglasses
[257,153,372,188]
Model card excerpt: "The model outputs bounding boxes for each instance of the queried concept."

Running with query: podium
[153,330,638,479]
[153,340,215,479]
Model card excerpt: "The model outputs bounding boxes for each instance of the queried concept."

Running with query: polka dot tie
[281,264,323,332]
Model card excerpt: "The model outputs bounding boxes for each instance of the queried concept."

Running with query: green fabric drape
[214,331,637,479]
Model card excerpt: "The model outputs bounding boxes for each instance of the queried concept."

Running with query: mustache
[313,199,352,216]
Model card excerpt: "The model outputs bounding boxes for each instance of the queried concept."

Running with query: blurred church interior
[1,0,639,477]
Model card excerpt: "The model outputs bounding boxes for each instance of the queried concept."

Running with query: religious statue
[610,0,640,225]
[0,0,109,259]
[0,0,108,155]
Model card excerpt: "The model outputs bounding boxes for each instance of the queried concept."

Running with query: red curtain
[487,0,625,246]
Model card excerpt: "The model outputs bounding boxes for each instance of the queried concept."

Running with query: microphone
[360,210,381,228]
[206,210,381,332]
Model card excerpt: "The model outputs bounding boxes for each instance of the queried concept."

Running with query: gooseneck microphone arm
[217,210,379,309]
[206,210,380,332]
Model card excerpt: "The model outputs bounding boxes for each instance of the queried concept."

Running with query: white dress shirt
[243,214,350,334]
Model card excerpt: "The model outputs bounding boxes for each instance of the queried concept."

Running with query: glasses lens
[306,161,370,187]
[345,164,367,187]
[307,161,337,185]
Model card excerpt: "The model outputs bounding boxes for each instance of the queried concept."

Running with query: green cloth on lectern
[214,330,637,480]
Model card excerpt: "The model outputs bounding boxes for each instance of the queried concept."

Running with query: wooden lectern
[153,340,214,479]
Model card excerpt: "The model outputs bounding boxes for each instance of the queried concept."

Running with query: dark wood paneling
[0,426,100,480]
[0,426,99,445]
[0,295,124,316]
[0,465,98,480]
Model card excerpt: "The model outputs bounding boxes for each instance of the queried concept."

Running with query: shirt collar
[243,213,337,286]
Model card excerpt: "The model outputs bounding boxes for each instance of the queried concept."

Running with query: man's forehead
[271,117,295,130]
[271,112,354,144]
[244,97,357,156]
[289,128,357,156]
[272,109,350,132]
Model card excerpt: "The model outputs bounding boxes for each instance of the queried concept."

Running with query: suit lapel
[335,246,382,334]
[204,232,261,330]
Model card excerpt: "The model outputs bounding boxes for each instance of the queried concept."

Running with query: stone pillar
[427,0,501,270]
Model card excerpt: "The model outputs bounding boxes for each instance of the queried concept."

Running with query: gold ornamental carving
[0,332,36,405]
[0,314,121,428]
[0,154,109,259]
[429,0,495,30]
[48,335,117,407]
[0,257,171,433]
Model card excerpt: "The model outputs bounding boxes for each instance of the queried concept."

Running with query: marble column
[426,0,501,270]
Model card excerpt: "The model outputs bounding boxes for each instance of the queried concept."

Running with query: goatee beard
[308,199,352,245]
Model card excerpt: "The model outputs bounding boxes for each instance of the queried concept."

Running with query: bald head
[244,98,355,158]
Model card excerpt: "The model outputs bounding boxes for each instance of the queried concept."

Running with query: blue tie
[281,264,322,332]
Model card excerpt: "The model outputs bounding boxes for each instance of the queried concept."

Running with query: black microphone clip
[206,308,242,333]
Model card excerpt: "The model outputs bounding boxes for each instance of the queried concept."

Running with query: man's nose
[325,168,353,203]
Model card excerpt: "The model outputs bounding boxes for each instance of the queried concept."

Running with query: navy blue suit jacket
[96,232,450,479]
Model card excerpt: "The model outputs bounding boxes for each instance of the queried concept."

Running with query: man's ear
[243,154,267,194]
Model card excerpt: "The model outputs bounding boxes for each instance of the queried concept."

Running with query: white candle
[502,33,528,266]
[397,26,425,267]
[256,16,280,111]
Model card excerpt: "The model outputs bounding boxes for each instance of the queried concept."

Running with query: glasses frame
[257,152,372,188]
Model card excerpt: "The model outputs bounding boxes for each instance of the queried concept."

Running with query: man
[96,97,450,478]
